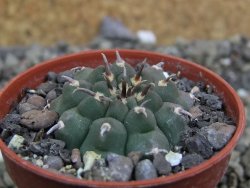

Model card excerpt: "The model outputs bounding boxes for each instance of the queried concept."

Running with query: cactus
[48,51,194,157]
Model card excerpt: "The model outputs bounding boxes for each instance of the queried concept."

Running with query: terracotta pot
[0,50,245,188]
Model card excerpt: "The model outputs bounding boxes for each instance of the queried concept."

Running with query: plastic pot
[0,50,245,188]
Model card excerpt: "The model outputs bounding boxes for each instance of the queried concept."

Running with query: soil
[0,60,236,181]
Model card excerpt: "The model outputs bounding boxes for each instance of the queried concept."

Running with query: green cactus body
[155,80,193,110]
[50,81,92,115]
[141,66,166,83]
[77,96,109,121]
[92,81,116,97]
[111,61,135,79]
[74,68,93,80]
[86,65,106,84]
[49,51,194,157]
[105,100,128,122]
[124,107,170,154]
[155,102,187,146]
[137,90,163,113]
[55,109,91,150]
[80,117,127,156]
[125,96,138,110]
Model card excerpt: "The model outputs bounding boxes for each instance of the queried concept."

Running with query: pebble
[228,151,244,181]
[18,103,39,114]
[26,95,46,108]
[185,133,213,159]
[181,153,204,169]
[71,149,82,169]
[46,89,58,101]
[47,72,58,82]
[189,106,203,119]
[241,149,250,178]
[20,110,58,130]
[44,156,64,170]
[56,70,74,83]
[127,151,143,166]
[2,114,21,125]
[198,93,223,110]
[36,159,44,167]
[48,139,66,149]
[165,151,182,166]
[83,167,112,181]
[29,142,47,155]
[5,53,19,67]
[37,81,57,93]
[236,127,250,152]
[106,153,133,182]
[8,135,25,150]
[153,153,171,175]
[135,159,157,180]
[201,122,236,150]
[59,149,71,163]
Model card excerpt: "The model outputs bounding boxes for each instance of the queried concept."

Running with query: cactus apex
[46,120,65,135]
[131,59,146,86]
[134,106,147,117]
[136,83,155,101]
[121,80,127,98]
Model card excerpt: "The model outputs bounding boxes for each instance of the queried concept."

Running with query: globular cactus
[48,51,195,157]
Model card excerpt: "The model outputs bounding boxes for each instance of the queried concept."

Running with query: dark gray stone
[135,159,157,180]
[29,142,46,155]
[44,156,64,170]
[57,70,74,83]
[2,114,21,125]
[153,153,171,175]
[106,153,133,181]
[37,81,57,93]
[185,133,213,159]
[59,149,71,163]
[46,89,58,101]
[47,72,58,82]
[181,153,204,169]
[201,122,236,150]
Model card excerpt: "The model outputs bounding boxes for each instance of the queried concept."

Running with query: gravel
[0,34,250,187]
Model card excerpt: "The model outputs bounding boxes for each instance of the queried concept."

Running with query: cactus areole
[48,51,194,157]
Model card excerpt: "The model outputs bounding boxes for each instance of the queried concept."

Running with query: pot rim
[0,49,246,187]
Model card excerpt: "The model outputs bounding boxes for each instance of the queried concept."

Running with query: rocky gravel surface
[0,35,250,187]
